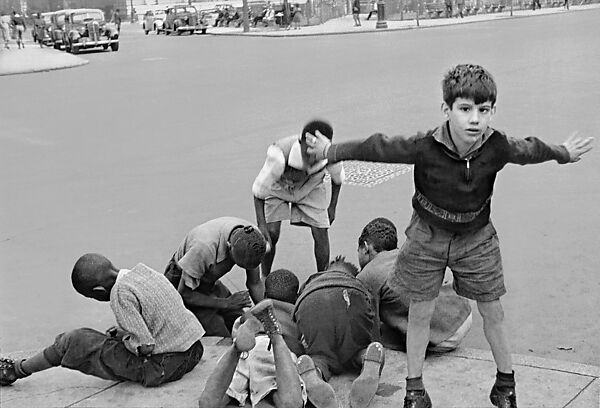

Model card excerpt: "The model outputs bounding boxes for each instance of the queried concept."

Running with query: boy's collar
[433,121,494,157]
[288,139,328,173]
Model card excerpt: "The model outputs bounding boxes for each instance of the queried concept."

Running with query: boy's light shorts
[265,182,329,228]
[389,211,506,302]
[226,335,307,408]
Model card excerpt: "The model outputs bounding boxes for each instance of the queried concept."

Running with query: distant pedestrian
[456,0,465,17]
[563,0,569,9]
[352,0,361,26]
[111,8,122,33]
[291,4,303,29]
[11,11,26,49]
[444,0,453,18]
[532,0,541,10]
[0,12,10,49]
[366,0,377,20]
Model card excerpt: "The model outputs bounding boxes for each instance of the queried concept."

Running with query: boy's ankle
[406,376,425,391]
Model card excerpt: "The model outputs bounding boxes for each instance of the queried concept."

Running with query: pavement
[1,3,599,76]
[1,336,599,407]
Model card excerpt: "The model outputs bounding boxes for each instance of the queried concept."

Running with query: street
[1,9,599,367]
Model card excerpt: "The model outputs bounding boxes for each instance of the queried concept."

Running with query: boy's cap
[230,226,267,269]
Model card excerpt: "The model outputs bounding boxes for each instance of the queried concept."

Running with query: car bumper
[73,39,119,48]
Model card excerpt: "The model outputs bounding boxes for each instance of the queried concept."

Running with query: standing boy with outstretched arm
[306,64,593,408]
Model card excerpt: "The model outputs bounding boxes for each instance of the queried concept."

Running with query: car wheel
[110,42,119,51]
[102,44,109,49]
[201,28,207,34]
[145,29,149,35]
[71,42,79,54]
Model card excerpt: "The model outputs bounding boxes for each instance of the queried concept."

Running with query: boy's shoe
[249,299,281,336]
[0,358,19,386]
[403,389,432,408]
[297,355,339,408]
[349,342,385,408]
[490,384,517,408]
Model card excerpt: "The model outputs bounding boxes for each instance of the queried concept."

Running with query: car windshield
[72,12,104,23]
[56,15,65,24]
[43,15,52,23]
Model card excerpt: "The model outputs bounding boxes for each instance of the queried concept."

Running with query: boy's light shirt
[253,139,345,199]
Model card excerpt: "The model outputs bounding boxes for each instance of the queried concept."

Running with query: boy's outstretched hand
[562,132,594,162]
[306,130,332,162]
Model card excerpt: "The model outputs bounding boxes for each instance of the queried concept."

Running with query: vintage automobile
[49,9,70,49]
[163,5,208,35]
[32,12,54,46]
[142,9,166,34]
[62,8,119,54]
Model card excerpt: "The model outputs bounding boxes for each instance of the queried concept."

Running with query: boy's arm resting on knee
[253,196,272,251]
[246,267,265,303]
[178,282,231,309]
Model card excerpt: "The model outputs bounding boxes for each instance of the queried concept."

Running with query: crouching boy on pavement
[293,256,385,408]
[1,253,205,387]
[356,217,472,353]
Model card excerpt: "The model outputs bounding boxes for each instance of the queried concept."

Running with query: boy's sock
[14,359,31,378]
[495,370,515,390]
[406,376,425,391]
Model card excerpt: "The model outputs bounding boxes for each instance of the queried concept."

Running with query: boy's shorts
[226,335,307,407]
[389,211,506,302]
[264,182,329,228]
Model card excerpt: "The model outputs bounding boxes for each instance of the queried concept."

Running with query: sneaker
[349,342,385,408]
[403,389,432,408]
[249,299,281,336]
[490,384,517,408]
[296,355,339,408]
[0,358,18,386]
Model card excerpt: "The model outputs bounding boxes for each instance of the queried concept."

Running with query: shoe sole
[349,342,384,408]
[297,356,339,408]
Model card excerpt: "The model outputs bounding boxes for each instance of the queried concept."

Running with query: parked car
[49,9,70,49]
[163,5,208,35]
[142,9,166,34]
[32,11,54,46]
[62,8,119,54]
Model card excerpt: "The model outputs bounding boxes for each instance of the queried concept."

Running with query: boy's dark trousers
[43,328,203,387]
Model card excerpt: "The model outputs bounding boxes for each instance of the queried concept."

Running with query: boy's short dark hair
[265,269,299,304]
[229,226,267,270]
[442,64,497,108]
[301,119,333,142]
[358,218,398,252]
[327,255,360,277]
[71,253,112,295]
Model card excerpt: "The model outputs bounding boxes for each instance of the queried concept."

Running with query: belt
[415,190,491,224]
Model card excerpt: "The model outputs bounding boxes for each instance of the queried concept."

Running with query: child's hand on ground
[562,132,594,162]
[306,130,331,161]
[227,291,253,310]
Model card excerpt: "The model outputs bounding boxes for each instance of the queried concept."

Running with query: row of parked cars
[142,5,212,35]
[31,8,119,54]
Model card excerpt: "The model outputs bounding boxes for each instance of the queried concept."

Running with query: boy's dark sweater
[329,123,570,233]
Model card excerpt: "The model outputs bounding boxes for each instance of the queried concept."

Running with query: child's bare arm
[561,132,594,162]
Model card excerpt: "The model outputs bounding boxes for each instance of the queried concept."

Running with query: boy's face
[443,97,495,147]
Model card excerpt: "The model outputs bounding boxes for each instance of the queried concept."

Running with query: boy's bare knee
[477,299,505,325]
